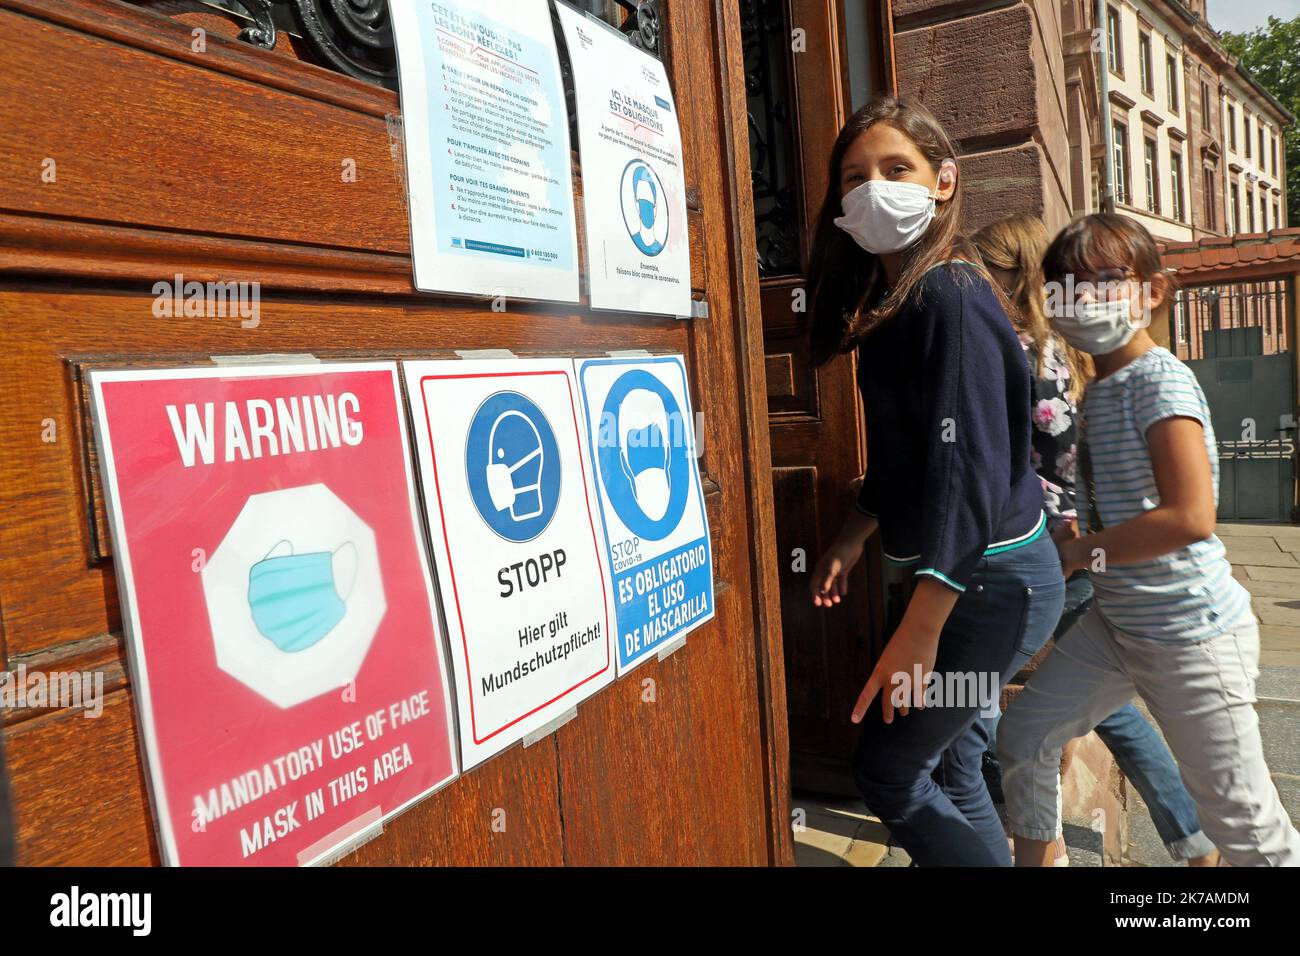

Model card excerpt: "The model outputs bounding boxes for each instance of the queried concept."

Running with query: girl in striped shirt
[998,213,1299,866]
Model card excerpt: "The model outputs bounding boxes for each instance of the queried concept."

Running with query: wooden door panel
[747,0,890,788]
[0,0,792,866]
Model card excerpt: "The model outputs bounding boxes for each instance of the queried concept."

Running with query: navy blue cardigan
[854,261,1046,592]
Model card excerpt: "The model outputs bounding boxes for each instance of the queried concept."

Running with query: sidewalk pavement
[794,521,1300,867]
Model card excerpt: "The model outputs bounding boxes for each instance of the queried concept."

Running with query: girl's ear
[935,160,958,203]
[1146,271,1170,312]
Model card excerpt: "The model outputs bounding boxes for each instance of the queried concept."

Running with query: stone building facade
[1073,0,1290,244]
[890,0,1076,234]
[890,0,1290,244]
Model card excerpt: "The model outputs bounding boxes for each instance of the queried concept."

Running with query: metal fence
[1173,278,1291,361]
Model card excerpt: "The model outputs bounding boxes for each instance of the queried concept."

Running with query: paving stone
[842,837,889,868]
[1122,786,1185,867]
[1255,600,1300,627]
[1061,821,1103,867]
[1219,523,1300,543]
[1223,536,1283,554]
[792,823,854,864]
[1244,565,1300,585]
[1258,701,1300,777]
[1231,577,1299,599]
[1225,551,1300,568]
[1258,665,1300,700]
[1260,624,1300,649]
[1271,774,1300,826]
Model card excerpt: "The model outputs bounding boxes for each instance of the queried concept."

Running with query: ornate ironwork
[613,0,661,55]
[234,0,277,48]
[740,0,802,277]
[287,0,396,89]
[219,1,658,89]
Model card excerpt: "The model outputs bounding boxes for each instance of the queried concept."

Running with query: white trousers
[998,607,1300,866]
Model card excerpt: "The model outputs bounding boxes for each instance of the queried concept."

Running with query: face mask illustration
[1054,297,1139,355]
[633,166,663,252]
[247,540,358,653]
[834,161,955,255]
[485,410,545,520]
[618,389,672,522]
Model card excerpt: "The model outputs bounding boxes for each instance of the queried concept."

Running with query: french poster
[555,2,691,317]
[390,0,580,302]
[403,358,616,769]
[576,355,714,672]
[89,362,459,866]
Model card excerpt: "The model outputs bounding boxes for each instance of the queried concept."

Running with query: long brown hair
[807,97,969,367]
[972,213,1091,403]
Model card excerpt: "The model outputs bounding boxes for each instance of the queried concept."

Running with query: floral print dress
[1022,332,1079,531]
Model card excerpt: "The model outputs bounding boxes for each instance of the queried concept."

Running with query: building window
[1166,54,1180,112]
[1244,111,1251,158]
[1231,182,1240,233]
[1091,164,1101,212]
[1227,104,1237,150]
[1170,149,1185,222]
[1273,136,1279,175]
[1113,122,1130,206]
[1107,6,1123,77]
[1259,127,1266,165]
[1247,187,1255,232]
[1201,80,1212,132]
[1144,137,1159,214]
[1139,32,1153,95]
[1205,172,1216,231]
[1261,193,1268,232]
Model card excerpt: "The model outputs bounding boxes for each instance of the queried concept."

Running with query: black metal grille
[741,0,802,278]
[1173,278,1292,361]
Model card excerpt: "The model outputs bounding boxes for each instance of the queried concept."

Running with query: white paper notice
[555,3,692,317]
[391,0,580,302]
[403,358,617,769]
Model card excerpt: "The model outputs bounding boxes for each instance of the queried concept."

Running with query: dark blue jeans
[986,572,1211,859]
[852,532,1065,866]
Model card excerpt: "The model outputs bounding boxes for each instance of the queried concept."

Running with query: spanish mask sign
[555,2,692,317]
[89,362,459,866]
[403,358,616,769]
[576,355,714,672]
[390,0,581,302]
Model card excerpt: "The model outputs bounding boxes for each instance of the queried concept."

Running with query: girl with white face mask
[973,213,1219,868]
[998,213,1300,867]
[806,97,1065,866]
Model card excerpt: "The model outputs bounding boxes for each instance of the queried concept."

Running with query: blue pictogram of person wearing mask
[247,540,358,653]
[466,390,562,543]
[621,160,667,257]
[619,390,672,522]
[598,370,691,541]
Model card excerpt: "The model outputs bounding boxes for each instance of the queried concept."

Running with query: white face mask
[1053,298,1138,356]
[834,179,938,255]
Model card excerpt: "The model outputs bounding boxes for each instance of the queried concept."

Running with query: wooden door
[742,0,893,792]
[0,0,791,866]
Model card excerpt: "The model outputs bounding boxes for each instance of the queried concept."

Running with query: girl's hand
[810,537,864,607]
[1052,519,1087,576]
[851,621,940,724]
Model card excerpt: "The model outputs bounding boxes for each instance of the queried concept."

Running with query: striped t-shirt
[1081,346,1252,642]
